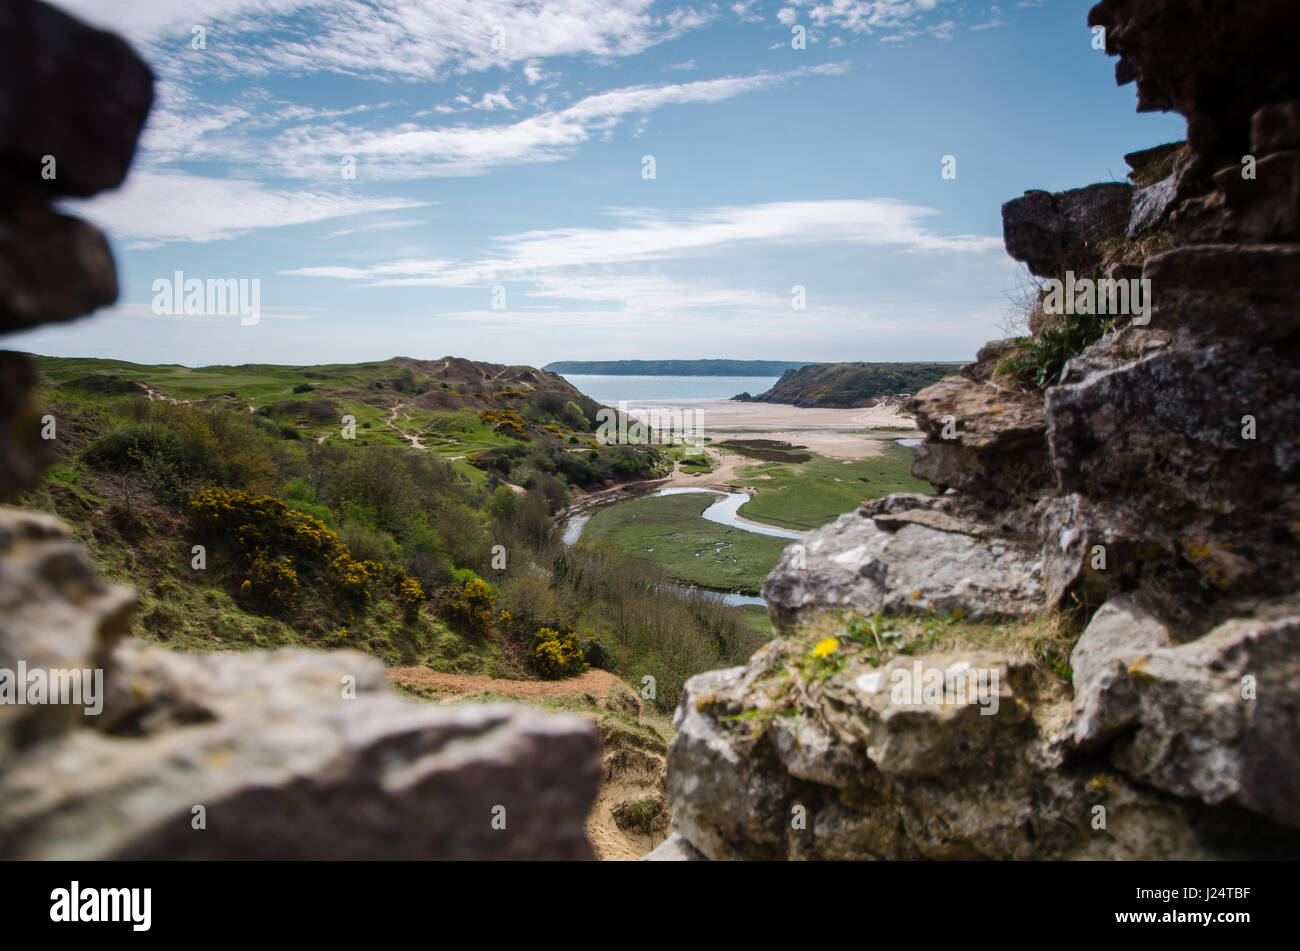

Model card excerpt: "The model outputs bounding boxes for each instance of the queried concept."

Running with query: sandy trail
[387,666,666,861]
[386,666,627,701]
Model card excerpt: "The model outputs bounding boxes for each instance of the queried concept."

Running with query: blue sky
[10,0,1185,368]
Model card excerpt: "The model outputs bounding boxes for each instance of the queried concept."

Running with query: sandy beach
[627,397,919,460]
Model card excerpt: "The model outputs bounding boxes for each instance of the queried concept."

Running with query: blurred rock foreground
[0,0,598,860]
[655,0,1300,859]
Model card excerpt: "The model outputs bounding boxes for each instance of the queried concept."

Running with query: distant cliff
[735,362,957,408]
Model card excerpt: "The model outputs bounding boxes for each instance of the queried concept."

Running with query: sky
[8,0,1186,369]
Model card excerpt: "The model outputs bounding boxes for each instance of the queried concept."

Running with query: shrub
[530,627,587,679]
[442,574,506,637]
[478,408,528,440]
[241,549,299,614]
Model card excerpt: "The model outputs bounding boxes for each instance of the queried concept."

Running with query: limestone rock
[1088,0,1300,176]
[0,639,600,859]
[762,507,1043,632]
[0,200,118,332]
[906,375,1051,505]
[0,507,135,754]
[1001,183,1133,278]
[662,633,1300,859]
[1129,174,1178,236]
[0,0,153,198]
[641,833,707,861]
[1070,597,1300,828]
[1046,342,1300,608]
[1144,244,1300,344]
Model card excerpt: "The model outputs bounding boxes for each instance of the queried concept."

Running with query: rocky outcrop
[0,0,602,861]
[1088,0,1300,184]
[663,1,1300,860]
[659,637,1300,859]
[1002,183,1134,278]
[906,374,1051,508]
[1,634,599,860]
[763,495,1043,631]
[1069,593,1300,829]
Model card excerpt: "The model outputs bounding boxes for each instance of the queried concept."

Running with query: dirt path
[134,381,189,405]
[386,666,666,860]
[384,400,427,450]
[385,666,628,701]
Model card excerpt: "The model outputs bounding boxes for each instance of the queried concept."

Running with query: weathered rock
[0,0,153,198]
[1088,0,1300,177]
[1174,153,1300,245]
[0,200,118,332]
[0,508,135,754]
[1046,343,1300,603]
[1070,596,1300,828]
[663,633,1300,859]
[1252,100,1300,155]
[762,507,1043,632]
[0,639,601,859]
[1056,323,1170,387]
[906,375,1051,505]
[960,337,1019,382]
[0,352,57,500]
[1128,173,1179,237]
[1144,244,1300,343]
[641,833,707,861]
[1001,183,1134,278]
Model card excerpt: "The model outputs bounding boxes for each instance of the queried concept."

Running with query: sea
[560,374,780,404]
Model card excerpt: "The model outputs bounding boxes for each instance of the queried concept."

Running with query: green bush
[530,627,587,678]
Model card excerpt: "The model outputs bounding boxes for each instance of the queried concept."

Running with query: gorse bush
[479,408,528,439]
[440,572,510,637]
[188,487,424,618]
[530,626,587,679]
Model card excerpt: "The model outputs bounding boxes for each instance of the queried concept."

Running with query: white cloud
[777,0,954,35]
[50,0,715,83]
[65,171,431,248]
[253,64,849,180]
[283,198,1002,290]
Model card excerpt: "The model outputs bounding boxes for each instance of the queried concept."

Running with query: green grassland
[733,439,931,531]
[580,492,792,594]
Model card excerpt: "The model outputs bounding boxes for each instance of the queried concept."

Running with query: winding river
[561,487,803,607]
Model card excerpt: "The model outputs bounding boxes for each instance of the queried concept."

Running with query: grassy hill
[16,353,768,713]
[734,362,958,408]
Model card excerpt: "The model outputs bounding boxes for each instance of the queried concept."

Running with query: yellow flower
[812,637,839,658]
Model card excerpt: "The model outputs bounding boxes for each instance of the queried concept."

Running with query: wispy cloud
[66,171,431,248]
[282,198,1002,292]
[50,0,715,83]
[186,64,851,181]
